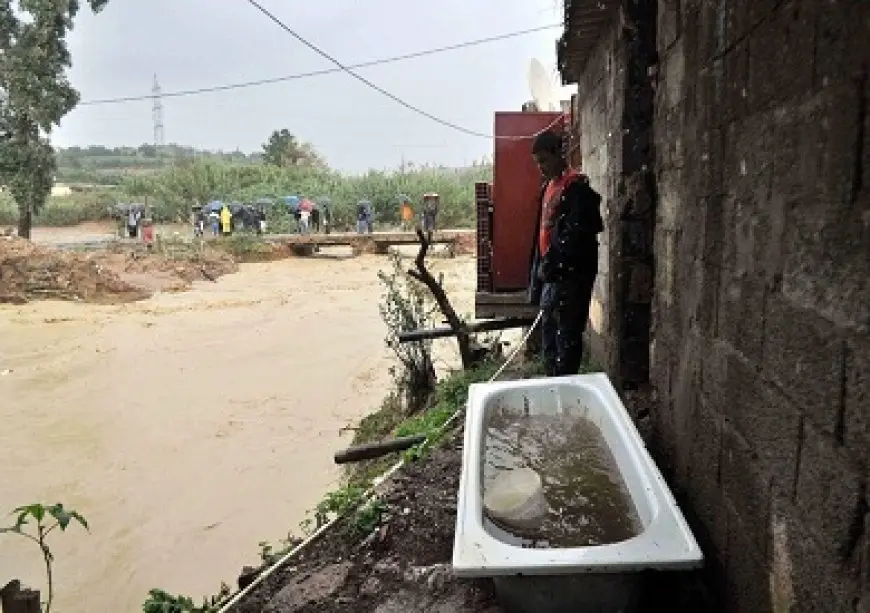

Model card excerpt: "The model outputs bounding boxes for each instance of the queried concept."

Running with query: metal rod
[398,317,535,343]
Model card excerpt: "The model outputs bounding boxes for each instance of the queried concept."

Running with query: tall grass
[0,189,121,228]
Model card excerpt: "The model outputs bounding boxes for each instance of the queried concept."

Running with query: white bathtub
[452,373,703,613]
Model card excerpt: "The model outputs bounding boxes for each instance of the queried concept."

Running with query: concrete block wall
[652,1,870,611]
[572,21,626,376]
[570,3,658,390]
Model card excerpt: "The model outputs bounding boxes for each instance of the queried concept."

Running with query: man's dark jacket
[528,174,604,305]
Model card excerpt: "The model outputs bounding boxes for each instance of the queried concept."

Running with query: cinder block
[724,0,754,47]
[747,15,785,110]
[748,0,784,31]
[813,0,869,88]
[721,351,802,481]
[859,507,870,599]
[626,261,653,304]
[748,1,815,111]
[844,334,870,468]
[717,270,765,364]
[779,513,861,612]
[660,38,687,111]
[781,190,870,331]
[656,170,681,231]
[770,0,815,101]
[696,0,719,62]
[688,396,727,551]
[815,84,862,206]
[762,294,846,434]
[795,422,864,559]
[769,95,819,202]
[671,331,705,481]
[722,42,750,122]
[697,255,721,335]
[658,0,680,52]
[725,502,774,613]
[721,423,772,558]
[728,114,774,208]
[700,338,730,402]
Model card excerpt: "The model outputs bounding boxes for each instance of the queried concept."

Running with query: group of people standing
[192,204,266,238]
[398,193,439,232]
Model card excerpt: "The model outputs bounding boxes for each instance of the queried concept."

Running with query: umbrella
[283,195,300,212]
[298,198,314,212]
[208,200,223,212]
[254,197,274,206]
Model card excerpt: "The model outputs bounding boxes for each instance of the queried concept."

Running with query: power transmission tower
[151,74,165,148]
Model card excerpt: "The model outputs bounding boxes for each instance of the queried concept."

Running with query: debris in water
[483,410,641,548]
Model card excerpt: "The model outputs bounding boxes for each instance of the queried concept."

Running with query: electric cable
[79,24,560,106]
[243,0,565,141]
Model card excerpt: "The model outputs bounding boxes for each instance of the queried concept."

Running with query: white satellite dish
[528,58,558,112]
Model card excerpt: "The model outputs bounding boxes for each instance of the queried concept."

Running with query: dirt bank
[225,375,714,613]
[0,236,244,303]
[0,251,477,613]
[229,431,502,613]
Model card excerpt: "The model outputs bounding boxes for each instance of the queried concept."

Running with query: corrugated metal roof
[557,0,621,84]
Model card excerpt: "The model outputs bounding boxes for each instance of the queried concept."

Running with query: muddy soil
[230,432,503,613]
[0,236,242,303]
[229,401,716,613]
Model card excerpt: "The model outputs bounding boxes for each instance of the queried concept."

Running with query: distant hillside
[55,144,263,186]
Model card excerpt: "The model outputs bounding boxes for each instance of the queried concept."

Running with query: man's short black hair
[531,130,563,156]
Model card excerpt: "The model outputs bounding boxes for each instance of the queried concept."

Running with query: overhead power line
[243,0,564,141]
[79,23,560,107]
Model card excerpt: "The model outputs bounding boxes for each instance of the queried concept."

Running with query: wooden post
[1,580,41,613]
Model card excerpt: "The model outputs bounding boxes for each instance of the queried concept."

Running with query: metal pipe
[398,316,535,343]
[333,435,427,464]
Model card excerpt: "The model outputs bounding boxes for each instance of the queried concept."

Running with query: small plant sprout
[0,503,89,613]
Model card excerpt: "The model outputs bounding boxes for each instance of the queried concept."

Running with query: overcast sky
[51,0,574,173]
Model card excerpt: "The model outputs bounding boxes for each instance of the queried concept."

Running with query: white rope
[216,311,543,613]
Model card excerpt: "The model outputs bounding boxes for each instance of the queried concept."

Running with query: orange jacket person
[400,200,414,230]
[528,130,604,377]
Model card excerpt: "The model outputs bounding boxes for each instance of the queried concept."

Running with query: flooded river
[0,247,473,612]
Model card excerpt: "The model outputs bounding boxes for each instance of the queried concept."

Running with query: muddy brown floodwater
[0,246,475,613]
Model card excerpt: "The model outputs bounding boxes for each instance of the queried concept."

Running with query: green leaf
[48,503,71,530]
[69,510,89,531]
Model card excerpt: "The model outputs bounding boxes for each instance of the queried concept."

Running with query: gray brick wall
[563,0,870,610]
[572,22,625,375]
[652,0,870,611]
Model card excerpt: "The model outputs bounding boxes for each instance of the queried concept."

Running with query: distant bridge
[264,229,473,255]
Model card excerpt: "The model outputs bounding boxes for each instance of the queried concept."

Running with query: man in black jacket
[528,130,604,376]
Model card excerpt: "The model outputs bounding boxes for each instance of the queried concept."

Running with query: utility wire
[243,0,565,141]
[79,24,560,106]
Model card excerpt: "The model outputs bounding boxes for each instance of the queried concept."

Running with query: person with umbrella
[298,196,314,234]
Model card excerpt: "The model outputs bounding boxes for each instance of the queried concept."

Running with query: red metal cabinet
[490,112,565,291]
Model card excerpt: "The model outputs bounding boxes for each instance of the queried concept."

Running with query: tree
[261,129,324,169]
[0,0,109,239]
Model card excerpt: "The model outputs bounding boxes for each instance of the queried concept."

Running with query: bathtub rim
[452,372,704,578]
